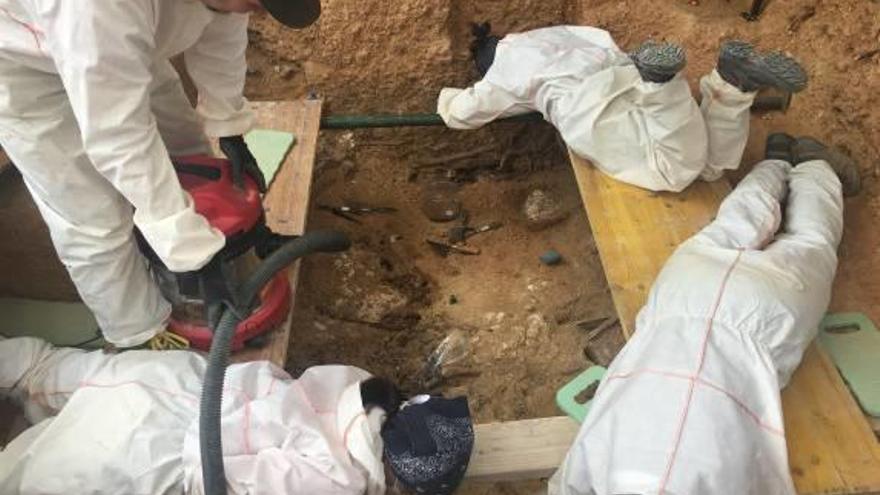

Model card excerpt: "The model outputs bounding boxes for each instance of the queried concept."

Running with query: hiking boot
[717,40,808,93]
[792,137,861,196]
[629,40,686,83]
[765,132,795,162]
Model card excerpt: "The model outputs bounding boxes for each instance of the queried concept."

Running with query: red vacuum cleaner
[137,155,325,351]
[144,160,350,495]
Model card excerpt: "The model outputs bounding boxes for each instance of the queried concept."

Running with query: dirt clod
[523,188,570,230]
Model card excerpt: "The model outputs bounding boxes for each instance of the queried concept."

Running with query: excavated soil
[287,123,618,422]
[248,1,880,492]
[1,1,878,493]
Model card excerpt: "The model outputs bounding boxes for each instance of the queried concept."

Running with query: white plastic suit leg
[436,26,711,192]
[760,159,843,383]
[0,57,169,347]
[150,60,212,157]
[698,70,758,181]
[550,160,843,495]
[693,159,790,249]
[555,66,709,192]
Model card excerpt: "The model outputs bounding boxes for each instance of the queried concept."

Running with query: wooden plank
[466,416,580,482]
[231,100,322,367]
[570,152,730,337]
[569,152,880,495]
[258,99,323,236]
[784,346,880,493]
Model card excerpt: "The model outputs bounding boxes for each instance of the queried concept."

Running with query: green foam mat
[244,129,296,187]
[556,365,606,423]
[0,298,103,349]
[818,312,880,417]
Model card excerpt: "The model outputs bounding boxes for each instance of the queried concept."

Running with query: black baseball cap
[261,0,321,28]
[382,395,475,495]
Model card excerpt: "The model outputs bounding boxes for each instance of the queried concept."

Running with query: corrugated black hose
[200,230,351,495]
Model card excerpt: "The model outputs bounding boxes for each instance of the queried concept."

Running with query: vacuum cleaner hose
[200,230,351,495]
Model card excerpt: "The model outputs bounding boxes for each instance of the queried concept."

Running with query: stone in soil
[523,188,569,229]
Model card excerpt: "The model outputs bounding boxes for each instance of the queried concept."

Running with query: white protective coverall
[0,337,387,495]
[549,159,844,495]
[0,0,254,346]
[438,26,756,192]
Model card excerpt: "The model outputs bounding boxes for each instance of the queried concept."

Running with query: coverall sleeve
[0,337,109,419]
[184,13,254,138]
[437,83,535,129]
[38,0,225,272]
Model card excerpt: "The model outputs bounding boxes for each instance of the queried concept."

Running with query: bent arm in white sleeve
[39,0,225,272]
[0,337,112,421]
[184,13,254,138]
[437,83,534,129]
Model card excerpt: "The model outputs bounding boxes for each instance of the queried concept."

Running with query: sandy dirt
[0,1,876,493]
[287,123,618,422]
[244,1,879,491]
[0,2,873,495]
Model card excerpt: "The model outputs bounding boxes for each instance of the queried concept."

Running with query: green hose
[318,94,788,130]
[319,112,543,129]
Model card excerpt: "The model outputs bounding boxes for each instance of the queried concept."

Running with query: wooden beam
[569,152,880,494]
[782,345,880,492]
[467,416,580,482]
[232,100,322,367]
[570,153,731,337]
[258,100,323,236]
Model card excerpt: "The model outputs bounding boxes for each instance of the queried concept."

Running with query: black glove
[219,135,267,193]
[197,257,243,331]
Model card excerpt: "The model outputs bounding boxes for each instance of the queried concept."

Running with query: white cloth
[0,0,255,345]
[0,336,386,495]
[437,26,756,192]
[549,159,844,494]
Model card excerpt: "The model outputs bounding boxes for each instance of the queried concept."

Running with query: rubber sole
[719,40,808,93]
[630,41,686,83]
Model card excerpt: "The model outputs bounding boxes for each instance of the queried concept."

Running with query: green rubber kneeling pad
[244,129,296,188]
[818,312,880,417]
[556,365,607,423]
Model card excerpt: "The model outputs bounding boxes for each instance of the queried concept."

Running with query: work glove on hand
[219,135,267,193]
[198,256,244,331]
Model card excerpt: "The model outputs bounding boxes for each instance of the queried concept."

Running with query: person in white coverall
[0,335,476,494]
[0,0,319,348]
[439,25,808,192]
[0,337,389,494]
[549,133,855,495]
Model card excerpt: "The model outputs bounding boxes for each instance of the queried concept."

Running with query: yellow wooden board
[232,100,322,367]
[570,151,880,495]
